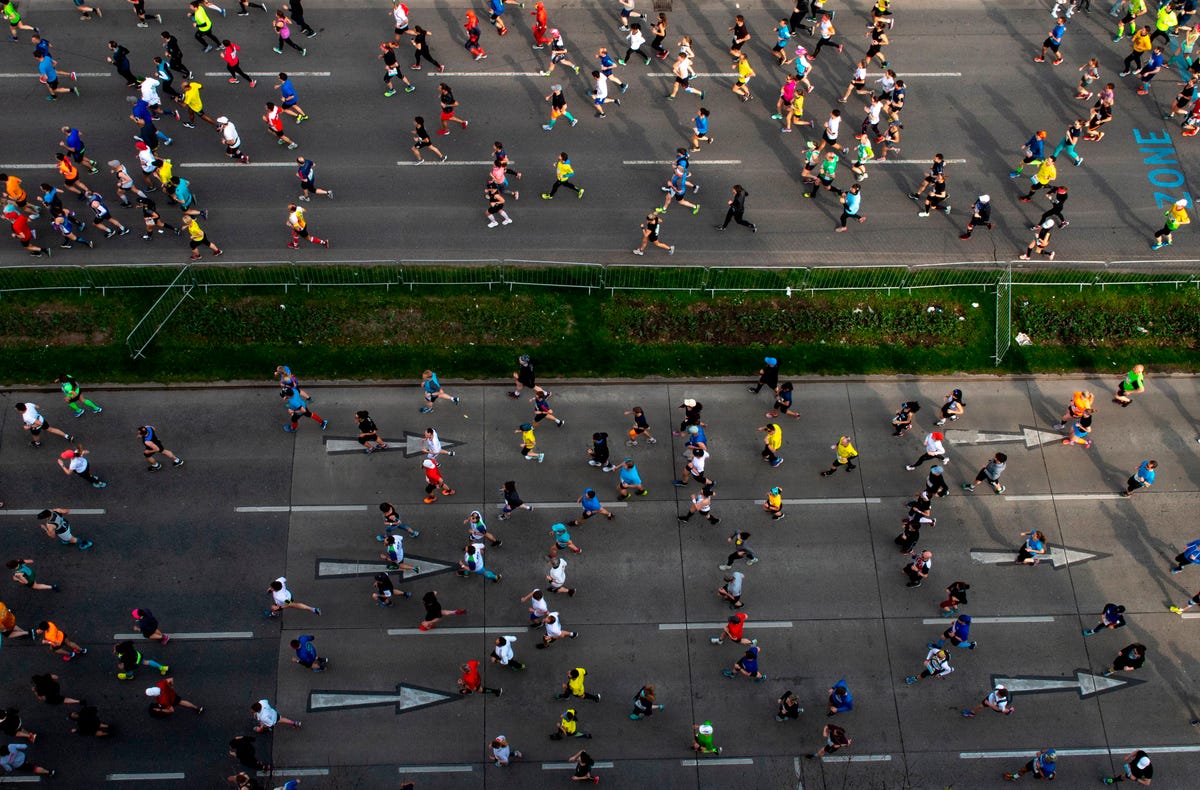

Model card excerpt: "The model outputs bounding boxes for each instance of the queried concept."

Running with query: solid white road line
[0,72,110,78]
[0,508,105,516]
[680,758,755,766]
[397,765,476,774]
[235,505,369,512]
[396,160,494,166]
[823,755,893,763]
[777,498,882,505]
[961,745,1200,758]
[868,159,967,165]
[0,778,43,784]
[388,626,499,636]
[865,72,963,77]
[542,762,616,770]
[256,769,329,777]
[659,621,793,630]
[921,616,1054,625]
[105,774,186,781]
[1006,494,1126,501]
[202,72,331,77]
[112,631,253,640]
[493,500,628,509]
[623,159,743,165]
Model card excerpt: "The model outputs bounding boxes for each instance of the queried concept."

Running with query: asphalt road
[1,371,1199,788]
[1,1,1199,267]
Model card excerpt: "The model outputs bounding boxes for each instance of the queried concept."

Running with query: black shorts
[47,79,60,90]
[357,432,378,445]
[300,179,316,191]
[189,235,207,249]
[1042,37,1059,51]
[487,205,503,215]
[19,238,34,248]
[415,140,431,149]
[270,128,285,138]
[32,420,47,435]
[144,439,164,453]
[672,193,687,202]
[823,132,838,144]
[675,76,689,87]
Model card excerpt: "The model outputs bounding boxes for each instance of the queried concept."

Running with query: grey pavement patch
[990,670,1144,699]
[0,509,105,516]
[105,774,186,781]
[542,762,615,770]
[111,631,252,640]
[236,505,369,513]
[962,745,1200,758]
[316,555,458,580]
[944,427,1062,448]
[921,616,1053,624]
[969,546,1109,569]
[308,684,461,714]
[397,765,476,774]
[659,621,793,630]
[679,758,755,766]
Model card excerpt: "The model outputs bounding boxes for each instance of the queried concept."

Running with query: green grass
[0,270,1197,384]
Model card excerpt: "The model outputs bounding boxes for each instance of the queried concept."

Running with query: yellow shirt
[790,94,805,116]
[836,438,858,462]
[767,491,782,509]
[765,426,782,451]
[568,669,587,696]
[1132,30,1152,53]
[1168,204,1190,227]
[559,712,576,735]
[185,220,205,242]
[192,5,212,31]
[183,82,203,112]
[1034,160,1056,184]
[157,159,174,185]
[737,59,754,82]
[289,208,306,231]
[521,429,536,449]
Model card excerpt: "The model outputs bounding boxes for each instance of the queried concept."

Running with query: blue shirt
[142,425,157,443]
[65,128,83,151]
[951,619,971,640]
[1051,23,1065,42]
[156,61,173,85]
[675,151,690,171]
[687,426,708,447]
[173,178,194,207]
[670,173,685,195]
[599,53,615,73]
[1184,542,1200,562]
[694,114,708,135]
[844,191,862,214]
[34,38,51,58]
[279,78,297,104]
[489,0,504,14]
[1136,461,1156,485]
[1147,51,1165,71]
[1034,753,1056,777]
[738,647,759,673]
[133,100,155,125]
[423,372,441,394]
[552,524,572,545]
[776,24,792,47]
[580,493,601,513]
[297,159,315,181]
[294,635,317,663]
[619,465,641,486]
[286,391,307,410]
[1026,135,1045,159]
[38,55,57,82]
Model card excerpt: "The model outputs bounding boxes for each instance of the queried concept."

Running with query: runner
[8,559,59,592]
[265,576,321,617]
[380,42,415,97]
[421,458,455,502]
[251,699,301,732]
[272,9,306,56]
[295,157,332,201]
[541,151,583,199]
[35,620,87,661]
[281,385,327,432]
[285,203,329,248]
[113,640,168,680]
[216,117,251,164]
[132,608,170,644]
[410,116,447,163]
[289,635,329,672]
[1003,748,1057,782]
[437,83,469,136]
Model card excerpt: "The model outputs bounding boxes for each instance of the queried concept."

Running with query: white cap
[1176,198,1188,207]
[1041,218,1055,229]
[422,458,435,469]
[698,723,714,735]
[683,398,697,407]
[978,194,990,203]
[216,116,229,124]
[145,687,162,697]
[1136,756,1151,769]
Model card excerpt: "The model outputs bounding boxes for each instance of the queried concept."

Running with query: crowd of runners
[4,0,1197,259]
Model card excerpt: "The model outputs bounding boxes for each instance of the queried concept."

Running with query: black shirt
[135,609,159,638]
[358,417,378,434]
[731,190,748,213]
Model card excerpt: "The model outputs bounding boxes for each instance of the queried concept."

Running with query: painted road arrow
[308,683,462,714]
[322,431,464,457]
[944,427,1063,448]
[991,670,1144,699]
[315,554,458,580]
[970,545,1109,569]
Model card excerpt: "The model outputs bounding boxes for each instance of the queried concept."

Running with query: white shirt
[386,535,404,561]
[464,542,486,569]
[423,430,442,456]
[544,613,562,638]
[140,78,161,105]
[690,451,709,475]
[529,593,548,617]
[494,636,516,665]
[867,100,883,124]
[255,699,279,727]
[114,165,133,189]
[852,63,867,82]
[826,115,841,139]
[392,3,408,28]
[221,122,240,147]
[138,147,156,173]
[725,571,744,596]
[271,577,292,606]
[877,74,896,94]
[673,57,693,79]
[68,456,88,474]
[548,559,567,586]
[492,742,511,762]
[986,688,1011,712]
[19,404,42,427]
[593,76,608,101]
[627,29,645,49]
[923,434,945,455]
[924,648,953,676]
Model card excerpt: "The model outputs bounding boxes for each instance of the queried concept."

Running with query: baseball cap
[1044,750,1056,760]
[520,422,532,431]
[519,354,531,363]
[422,459,435,469]
[687,425,699,434]
[764,357,777,365]
[931,432,944,440]
[931,465,944,474]
[216,116,229,124]
[978,194,990,203]
[550,28,559,37]
[698,722,714,735]
[145,687,162,697]
[550,84,562,92]
[770,487,781,495]
[1041,218,1055,229]
[683,398,697,407]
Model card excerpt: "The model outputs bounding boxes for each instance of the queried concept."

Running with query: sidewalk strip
[106,774,186,781]
[921,616,1053,625]
[397,765,475,774]
[680,758,754,766]
[112,631,253,640]
[659,621,793,630]
[961,745,1200,758]
[543,762,615,770]
[0,509,105,516]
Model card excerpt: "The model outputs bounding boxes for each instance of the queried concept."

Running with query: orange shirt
[58,159,78,180]
[43,621,64,646]
[5,174,25,202]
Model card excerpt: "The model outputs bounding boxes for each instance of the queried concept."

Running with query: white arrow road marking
[308,683,460,714]
[969,546,1107,569]
[316,556,457,580]
[944,427,1063,448]
[991,669,1143,698]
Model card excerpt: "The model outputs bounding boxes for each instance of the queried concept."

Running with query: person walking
[541,152,583,199]
[904,550,933,588]
[1004,748,1057,782]
[820,435,859,476]
[718,185,756,232]
[1121,459,1158,497]
[265,576,320,617]
[1102,643,1147,677]
[138,425,184,471]
[1082,603,1127,635]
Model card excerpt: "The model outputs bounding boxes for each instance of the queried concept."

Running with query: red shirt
[222,43,240,67]
[155,680,179,707]
[11,214,32,242]
[727,613,747,640]
[425,464,443,485]
[460,660,482,691]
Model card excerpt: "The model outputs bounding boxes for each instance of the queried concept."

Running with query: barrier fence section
[2,261,1198,360]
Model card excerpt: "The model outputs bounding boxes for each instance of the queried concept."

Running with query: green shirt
[1124,369,1144,390]
[821,156,839,178]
